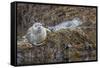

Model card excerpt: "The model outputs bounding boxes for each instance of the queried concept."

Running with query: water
[48,17,83,31]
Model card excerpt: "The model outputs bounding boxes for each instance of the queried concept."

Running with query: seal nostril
[38,27,41,29]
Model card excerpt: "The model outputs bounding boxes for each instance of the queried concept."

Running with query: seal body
[26,23,47,46]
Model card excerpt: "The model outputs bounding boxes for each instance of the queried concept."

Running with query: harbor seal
[26,23,50,46]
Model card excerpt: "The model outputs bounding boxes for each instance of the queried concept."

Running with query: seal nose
[38,26,41,29]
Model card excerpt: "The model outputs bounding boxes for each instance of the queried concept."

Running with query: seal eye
[35,25,37,27]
